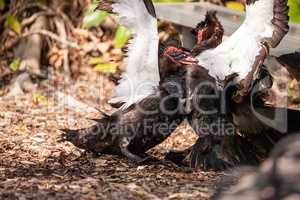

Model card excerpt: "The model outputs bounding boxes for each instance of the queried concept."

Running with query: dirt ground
[0,69,226,200]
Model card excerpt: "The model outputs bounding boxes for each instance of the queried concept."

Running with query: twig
[18,30,80,49]
[15,3,76,34]
[13,3,50,16]
[8,29,109,53]
[56,9,76,32]
[21,11,54,27]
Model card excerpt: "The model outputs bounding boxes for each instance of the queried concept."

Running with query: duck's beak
[197,27,209,44]
[180,56,198,65]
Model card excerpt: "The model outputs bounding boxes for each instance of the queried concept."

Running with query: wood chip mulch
[0,71,222,200]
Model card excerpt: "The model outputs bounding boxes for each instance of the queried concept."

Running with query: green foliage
[114,26,130,49]
[33,91,46,103]
[33,91,48,105]
[288,0,300,23]
[90,57,118,74]
[225,1,245,11]
[89,57,104,65]
[82,1,109,28]
[6,14,21,34]
[9,58,21,71]
[0,0,5,10]
[94,63,118,73]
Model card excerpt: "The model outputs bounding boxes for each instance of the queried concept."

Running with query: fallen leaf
[6,14,21,34]
[225,1,245,11]
[94,63,118,73]
[114,26,130,49]
[9,58,21,71]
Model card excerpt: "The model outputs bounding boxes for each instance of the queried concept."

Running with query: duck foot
[189,134,270,171]
[165,148,191,165]
[189,135,234,171]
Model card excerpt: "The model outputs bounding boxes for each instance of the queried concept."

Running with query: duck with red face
[163,46,197,65]
[176,0,299,170]
[191,11,224,56]
[159,38,198,80]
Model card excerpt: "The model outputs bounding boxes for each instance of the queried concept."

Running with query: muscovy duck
[61,0,198,163]
[181,0,300,170]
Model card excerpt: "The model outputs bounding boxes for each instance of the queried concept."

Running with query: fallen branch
[56,9,76,33]
[6,15,48,96]
[17,30,80,49]
[12,29,110,53]
[15,3,76,34]
[16,15,48,75]
[21,11,54,27]
[13,3,50,16]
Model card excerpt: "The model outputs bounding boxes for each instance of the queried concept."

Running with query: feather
[196,0,289,83]
[98,0,160,110]
[277,52,300,80]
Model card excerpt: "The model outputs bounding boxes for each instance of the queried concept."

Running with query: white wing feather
[109,0,160,109]
[196,0,274,82]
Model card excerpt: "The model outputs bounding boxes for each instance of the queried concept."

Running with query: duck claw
[165,148,191,165]
[189,137,232,171]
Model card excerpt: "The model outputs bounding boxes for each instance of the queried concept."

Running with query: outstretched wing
[98,0,160,109]
[196,0,289,82]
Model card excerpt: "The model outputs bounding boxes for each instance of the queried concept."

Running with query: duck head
[191,11,222,45]
[159,39,198,66]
